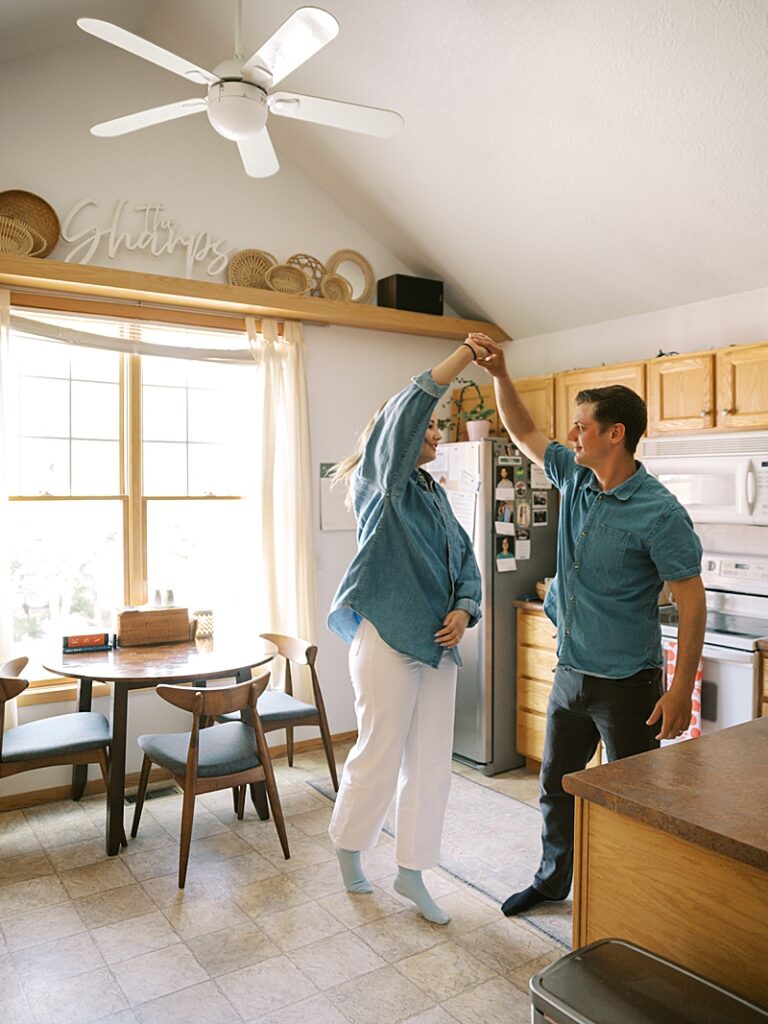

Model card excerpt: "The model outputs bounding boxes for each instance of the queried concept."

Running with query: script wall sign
[60,199,233,278]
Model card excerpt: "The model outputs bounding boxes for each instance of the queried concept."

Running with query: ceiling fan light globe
[206,81,267,140]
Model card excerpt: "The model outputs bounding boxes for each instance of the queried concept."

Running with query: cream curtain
[247,317,317,701]
[0,291,18,729]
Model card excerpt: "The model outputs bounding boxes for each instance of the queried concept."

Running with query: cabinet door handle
[699,409,710,417]
[720,408,734,416]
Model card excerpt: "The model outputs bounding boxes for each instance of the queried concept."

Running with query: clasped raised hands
[465,333,509,379]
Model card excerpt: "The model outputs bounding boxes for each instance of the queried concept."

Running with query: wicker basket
[227,249,276,289]
[116,607,190,647]
[319,271,352,302]
[0,191,60,257]
[325,249,375,303]
[0,215,34,256]
[287,253,326,296]
[264,263,310,294]
[26,225,48,257]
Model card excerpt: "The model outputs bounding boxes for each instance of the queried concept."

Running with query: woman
[327,339,485,924]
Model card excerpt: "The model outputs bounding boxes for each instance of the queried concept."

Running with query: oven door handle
[700,646,756,666]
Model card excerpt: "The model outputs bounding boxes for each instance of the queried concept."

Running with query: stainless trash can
[530,938,768,1024]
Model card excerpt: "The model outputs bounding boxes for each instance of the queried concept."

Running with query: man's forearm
[493,375,537,443]
[669,591,707,696]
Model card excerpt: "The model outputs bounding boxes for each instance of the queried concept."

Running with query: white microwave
[640,432,768,525]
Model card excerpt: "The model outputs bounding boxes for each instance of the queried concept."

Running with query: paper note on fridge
[446,490,477,538]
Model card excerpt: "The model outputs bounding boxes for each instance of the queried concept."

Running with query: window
[7,312,258,680]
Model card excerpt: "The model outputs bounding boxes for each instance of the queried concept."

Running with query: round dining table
[43,636,276,856]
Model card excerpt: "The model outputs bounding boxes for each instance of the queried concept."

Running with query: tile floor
[0,745,562,1024]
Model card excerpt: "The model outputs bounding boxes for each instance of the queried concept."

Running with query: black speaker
[377,274,443,316]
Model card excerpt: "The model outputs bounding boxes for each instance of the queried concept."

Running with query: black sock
[501,885,555,916]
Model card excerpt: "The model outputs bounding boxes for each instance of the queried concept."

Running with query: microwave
[640,432,768,525]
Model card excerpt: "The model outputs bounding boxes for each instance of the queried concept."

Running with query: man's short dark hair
[575,385,647,455]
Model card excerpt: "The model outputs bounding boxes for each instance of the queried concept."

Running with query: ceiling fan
[77,3,403,178]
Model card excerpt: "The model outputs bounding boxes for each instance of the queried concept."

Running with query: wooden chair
[131,667,289,887]
[217,633,338,790]
[0,660,127,847]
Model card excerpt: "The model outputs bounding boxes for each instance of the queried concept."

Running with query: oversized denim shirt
[328,370,482,668]
[542,441,702,678]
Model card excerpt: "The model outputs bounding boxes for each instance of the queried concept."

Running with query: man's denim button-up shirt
[542,441,702,678]
[328,370,482,668]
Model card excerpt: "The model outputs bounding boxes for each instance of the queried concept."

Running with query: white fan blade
[269,92,403,137]
[91,99,207,137]
[77,18,218,86]
[237,129,280,178]
[241,7,338,86]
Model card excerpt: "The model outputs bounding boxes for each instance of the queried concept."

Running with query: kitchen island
[564,716,768,1007]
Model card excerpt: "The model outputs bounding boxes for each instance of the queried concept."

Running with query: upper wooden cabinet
[513,374,555,439]
[716,343,768,431]
[647,352,715,434]
[555,361,646,443]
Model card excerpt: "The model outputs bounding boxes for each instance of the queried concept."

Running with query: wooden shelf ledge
[0,254,509,342]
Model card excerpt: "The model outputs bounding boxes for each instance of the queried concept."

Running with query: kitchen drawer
[518,608,557,650]
[518,644,558,682]
[517,708,547,761]
[517,675,553,715]
[761,656,768,701]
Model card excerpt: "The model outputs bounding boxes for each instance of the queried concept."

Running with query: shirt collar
[586,461,646,501]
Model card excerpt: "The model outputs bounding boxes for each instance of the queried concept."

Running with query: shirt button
[581,531,587,537]
[573,564,580,570]
[569,596,574,602]
[565,629,570,635]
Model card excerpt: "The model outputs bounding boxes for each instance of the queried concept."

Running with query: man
[468,334,706,917]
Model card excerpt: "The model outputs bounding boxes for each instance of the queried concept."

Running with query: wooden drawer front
[762,656,768,701]
[518,609,557,650]
[518,675,553,715]
[517,708,547,761]
[518,644,558,682]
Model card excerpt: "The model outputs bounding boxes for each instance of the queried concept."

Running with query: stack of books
[62,632,113,654]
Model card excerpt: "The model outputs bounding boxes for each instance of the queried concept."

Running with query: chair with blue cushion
[0,660,126,847]
[217,633,338,790]
[131,667,289,887]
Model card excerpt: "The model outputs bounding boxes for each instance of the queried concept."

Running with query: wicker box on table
[116,607,190,647]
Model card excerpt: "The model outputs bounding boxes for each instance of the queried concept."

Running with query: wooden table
[43,637,275,856]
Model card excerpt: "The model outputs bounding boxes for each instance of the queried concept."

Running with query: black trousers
[533,664,664,900]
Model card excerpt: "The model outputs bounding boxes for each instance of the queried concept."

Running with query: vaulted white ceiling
[2,0,768,339]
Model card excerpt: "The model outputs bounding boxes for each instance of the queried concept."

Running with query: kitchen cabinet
[761,653,767,718]
[513,374,555,439]
[516,604,557,766]
[715,342,768,431]
[646,352,715,433]
[555,361,646,444]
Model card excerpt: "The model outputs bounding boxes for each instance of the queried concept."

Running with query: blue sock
[336,848,373,894]
[394,866,450,925]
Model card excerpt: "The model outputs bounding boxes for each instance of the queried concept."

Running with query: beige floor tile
[0,954,25,1002]
[259,903,346,952]
[139,873,224,908]
[0,830,43,859]
[0,991,35,1024]
[0,812,28,836]
[162,895,250,940]
[254,992,349,1024]
[187,831,255,866]
[442,976,532,1024]
[287,807,334,837]
[212,850,281,890]
[454,920,557,975]
[158,811,231,843]
[288,930,385,991]
[59,859,135,899]
[504,949,563,994]
[220,954,318,1021]
[186,920,278,976]
[432,891,500,937]
[236,820,304,854]
[232,873,312,920]
[26,817,102,851]
[278,789,329,818]
[393,940,495,1001]
[111,944,209,1006]
[354,913,447,964]
[14,931,103,986]
[132,979,240,1024]
[90,910,181,965]
[400,1009,459,1024]
[47,839,112,873]
[1,902,85,952]
[318,888,402,929]
[25,965,129,1024]
[92,1010,138,1024]
[0,853,53,888]
[0,875,68,920]
[260,835,335,873]
[124,841,183,882]
[285,859,348,899]
[75,883,157,929]
[326,965,434,1024]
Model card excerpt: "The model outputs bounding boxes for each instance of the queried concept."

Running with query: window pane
[188,443,243,495]
[18,438,69,494]
[144,442,187,495]
[142,356,187,386]
[17,338,70,378]
[143,385,186,441]
[9,500,124,678]
[188,388,226,443]
[71,441,121,494]
[146,499,259,634]
[71,381,120,440]
[70,346,120,383]
[19,378,69,438]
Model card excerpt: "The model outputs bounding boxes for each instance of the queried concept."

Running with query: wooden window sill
[19,681,112,706]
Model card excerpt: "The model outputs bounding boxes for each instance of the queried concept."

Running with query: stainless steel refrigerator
[428,438,558,774]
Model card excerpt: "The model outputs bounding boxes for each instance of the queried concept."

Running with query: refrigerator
[427,438,558,775]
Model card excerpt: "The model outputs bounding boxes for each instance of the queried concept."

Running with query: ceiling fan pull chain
[234,0,243,60]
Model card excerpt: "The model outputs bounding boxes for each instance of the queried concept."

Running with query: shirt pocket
[586,524,631,594]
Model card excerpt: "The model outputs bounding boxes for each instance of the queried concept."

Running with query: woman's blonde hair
[329,402,387,508]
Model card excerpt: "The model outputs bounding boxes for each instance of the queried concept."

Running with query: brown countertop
[563,716,768,872]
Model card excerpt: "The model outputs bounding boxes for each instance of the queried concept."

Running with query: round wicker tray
[287,253,326,296]
[319,272,352,302]
[265,263,310,294]
[0,191,59,257]
[227,249,276,289]
[0,215,34,256]
[325,249,375,303]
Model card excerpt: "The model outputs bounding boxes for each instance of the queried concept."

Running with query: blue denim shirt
[543,441,702,678]
[328,370,482,668]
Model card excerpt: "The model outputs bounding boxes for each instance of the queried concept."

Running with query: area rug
[308,770,572,947]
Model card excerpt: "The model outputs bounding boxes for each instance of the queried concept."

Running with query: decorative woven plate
[265,263,310,294]
[287,253,326,296]
[227,249,276,289]
[325,249,375,304]
[319,272,352,302]
[0,215,34,256]
[0,191,59,257]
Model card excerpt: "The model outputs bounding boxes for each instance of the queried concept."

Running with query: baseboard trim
[0,729,357,811]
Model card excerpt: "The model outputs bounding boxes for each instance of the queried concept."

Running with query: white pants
[328,619,458,869]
